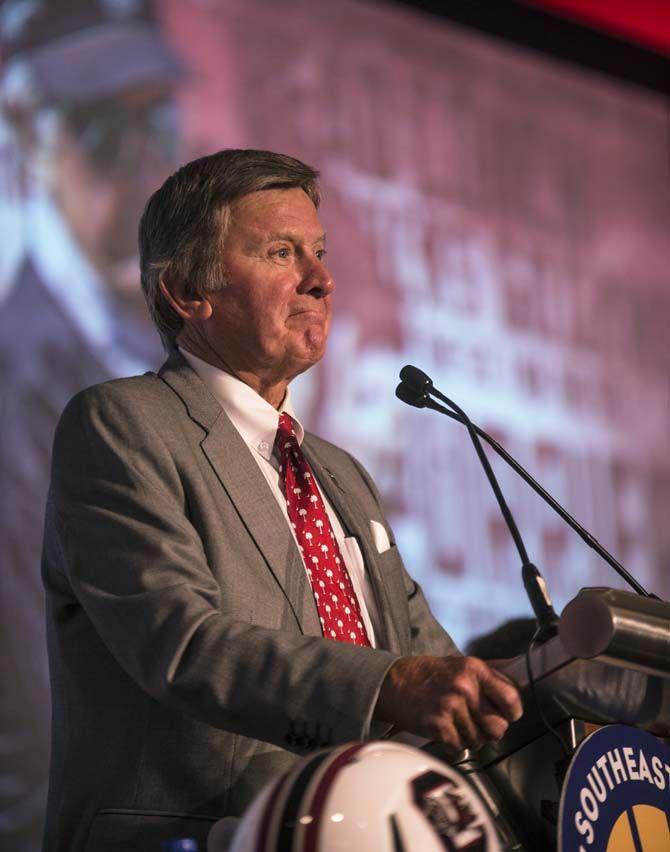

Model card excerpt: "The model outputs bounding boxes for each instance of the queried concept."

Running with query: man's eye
[316,249,327,260]
[274,248,291,259]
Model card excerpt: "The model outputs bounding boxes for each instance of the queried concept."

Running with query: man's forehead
[228,187,324,239]
[260,229,326,243]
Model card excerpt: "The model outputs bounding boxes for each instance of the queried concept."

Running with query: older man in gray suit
[42,149,522,851]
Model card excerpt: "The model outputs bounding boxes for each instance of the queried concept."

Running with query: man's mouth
[289,310,325,320]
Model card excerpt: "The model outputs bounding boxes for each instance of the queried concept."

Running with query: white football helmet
[215,740,502,852]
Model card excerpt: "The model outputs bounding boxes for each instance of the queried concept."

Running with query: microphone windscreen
[395,382,426,408]
[399,364,433,391]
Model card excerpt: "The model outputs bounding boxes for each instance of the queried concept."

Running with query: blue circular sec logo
[559,724,670,851]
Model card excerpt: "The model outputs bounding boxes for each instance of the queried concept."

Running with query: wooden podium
[426,588,670,850]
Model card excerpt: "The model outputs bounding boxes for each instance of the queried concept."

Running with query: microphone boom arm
[397,370,560,636]
[417,390,650,598]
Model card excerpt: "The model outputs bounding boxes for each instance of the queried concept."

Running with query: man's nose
[298,255,335,298]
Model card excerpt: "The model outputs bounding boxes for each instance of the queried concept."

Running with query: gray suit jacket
[41,350,457,852]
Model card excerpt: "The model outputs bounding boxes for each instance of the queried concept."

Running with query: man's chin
[281,338,327,379]
[302,326,329,360]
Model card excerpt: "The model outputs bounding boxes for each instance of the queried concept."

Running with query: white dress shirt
[179,348,380,646]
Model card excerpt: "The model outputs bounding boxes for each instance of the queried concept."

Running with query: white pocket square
[370,520,391,554]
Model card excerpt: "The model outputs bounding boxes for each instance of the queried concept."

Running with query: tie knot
[275,412,298,455]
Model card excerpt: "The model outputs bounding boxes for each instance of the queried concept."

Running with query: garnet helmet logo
[411,769,490,851]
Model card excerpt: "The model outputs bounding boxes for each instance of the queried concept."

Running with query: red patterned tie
[275,413,371,646]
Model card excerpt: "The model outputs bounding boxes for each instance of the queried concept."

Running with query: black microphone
[397,365,560,640]
[400,364,433,394]
[397,367,652,600]
[394,381,428,408]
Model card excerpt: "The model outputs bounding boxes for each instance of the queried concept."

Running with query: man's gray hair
[138,148,321,350]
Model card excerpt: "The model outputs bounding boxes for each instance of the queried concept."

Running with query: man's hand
[375,655,523,752]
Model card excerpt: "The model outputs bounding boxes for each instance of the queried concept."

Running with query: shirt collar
[178,347,304,460]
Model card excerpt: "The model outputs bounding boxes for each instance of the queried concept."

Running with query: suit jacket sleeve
[44,384,400,752]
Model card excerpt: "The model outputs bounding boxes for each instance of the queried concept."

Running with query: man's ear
[159,275,213,321]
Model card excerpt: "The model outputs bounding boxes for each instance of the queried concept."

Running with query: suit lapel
[158,351,321,638]
[302,441,406,655]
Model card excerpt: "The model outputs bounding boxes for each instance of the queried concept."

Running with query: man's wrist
[372,655,409,724]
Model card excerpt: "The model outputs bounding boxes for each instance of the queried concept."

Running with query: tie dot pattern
[275,413,370,647]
